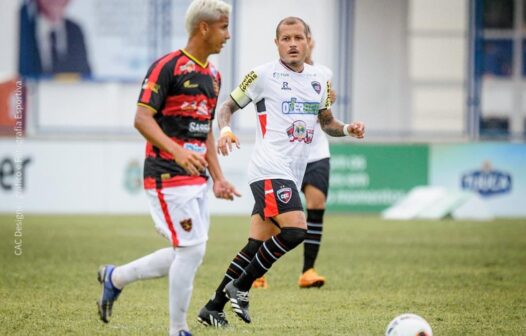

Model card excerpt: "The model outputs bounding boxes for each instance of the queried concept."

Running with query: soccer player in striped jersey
[96,1,239,335]
[197,16,365,326]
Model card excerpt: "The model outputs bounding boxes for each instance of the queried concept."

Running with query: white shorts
[146,183,209,247]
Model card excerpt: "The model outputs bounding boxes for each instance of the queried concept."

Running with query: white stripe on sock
[231,261,244,270]
[271,236,288,253]
[237,253,250,263]
[255,254,269,270]
[262,243,278,260]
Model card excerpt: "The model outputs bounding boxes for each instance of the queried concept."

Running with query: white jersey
[231,60,331,189]
[308,63,333,163]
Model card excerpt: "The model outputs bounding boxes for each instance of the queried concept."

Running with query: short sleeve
[137,57,175,112]
[230,69,262,109]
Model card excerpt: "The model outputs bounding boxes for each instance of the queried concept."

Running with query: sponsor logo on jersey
[282,98,319,115]
[461,161,512,197]
[181,101,197,110]
[239,71,258,93]
[281,82,291,90]
[276,187,292,204]
[183,142,207,154]
[311,81,321,94]
[189,121,210,134]
[324,80,332,108]
[179,218,193,232]
[183,80,199,88]
[273,72,289,79]
[142,78,160,93]
[286,120,314,143]
[180,61,196,73]
[197,101,209,116]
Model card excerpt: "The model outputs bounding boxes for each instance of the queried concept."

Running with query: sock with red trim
[234,227,307,291]
[205,238,262,311]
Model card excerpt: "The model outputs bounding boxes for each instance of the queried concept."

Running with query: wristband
[342,124,351,136]
[220,126,233,136]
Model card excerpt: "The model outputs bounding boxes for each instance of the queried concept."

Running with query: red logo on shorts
[180,218,193,232]
[276,187,292,204]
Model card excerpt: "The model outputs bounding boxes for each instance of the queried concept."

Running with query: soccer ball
[385,313,433,336]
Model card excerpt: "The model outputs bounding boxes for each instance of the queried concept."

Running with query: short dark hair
[275,16,310,38]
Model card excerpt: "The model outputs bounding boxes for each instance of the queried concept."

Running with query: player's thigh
[273,210,306,229]
[248,214,280,241]
[301,158,330,209]
[303,184,327,209]
[146,184,209,246]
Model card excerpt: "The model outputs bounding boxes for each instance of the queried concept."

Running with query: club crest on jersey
[179,218,192,232]
[180,61,196,74]
[286,120,314,143]
[276,187,292,204]
[311,81,321,94]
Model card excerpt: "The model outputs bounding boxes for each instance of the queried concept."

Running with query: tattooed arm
[217,97,240,130]
[216,97,241,156]
[318,108,365,139]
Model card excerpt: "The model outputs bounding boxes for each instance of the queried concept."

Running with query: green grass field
[1,215,525,335]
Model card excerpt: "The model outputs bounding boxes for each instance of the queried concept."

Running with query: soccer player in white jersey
[197,16,365,326]
[252,26,336,290]
[95,1,239,336]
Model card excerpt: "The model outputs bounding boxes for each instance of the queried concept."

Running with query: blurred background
[0,0,525,218]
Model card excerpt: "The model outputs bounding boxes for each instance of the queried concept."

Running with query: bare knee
[304,185,326,209]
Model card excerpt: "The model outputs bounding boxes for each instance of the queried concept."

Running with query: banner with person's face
[18,0,192,81]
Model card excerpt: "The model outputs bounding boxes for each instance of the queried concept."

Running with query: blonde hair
[185,0,231,35]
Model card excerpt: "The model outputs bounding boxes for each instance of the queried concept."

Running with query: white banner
[0,139,254,215]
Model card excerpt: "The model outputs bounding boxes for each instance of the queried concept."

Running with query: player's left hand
[213,180,242,201]
[347,122,365,139]
[217,127,240,156]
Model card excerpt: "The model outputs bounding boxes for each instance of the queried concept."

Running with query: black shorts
[250,179,303,219]
[301,158,330,197]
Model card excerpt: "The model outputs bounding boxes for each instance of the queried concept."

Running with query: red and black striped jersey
[137,49,221,190]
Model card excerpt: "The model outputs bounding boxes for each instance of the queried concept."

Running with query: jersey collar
[279,59,304,73]
[182,49,208,68]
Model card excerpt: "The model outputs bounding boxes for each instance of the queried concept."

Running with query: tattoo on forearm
[218,98,240,129]
[318,109,345,137]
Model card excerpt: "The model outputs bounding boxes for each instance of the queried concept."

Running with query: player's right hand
[172,146,208,176]
[217,126,240,156]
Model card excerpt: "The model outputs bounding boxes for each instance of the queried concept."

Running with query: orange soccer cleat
[252,276,268,289]
[298,268,325,288]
